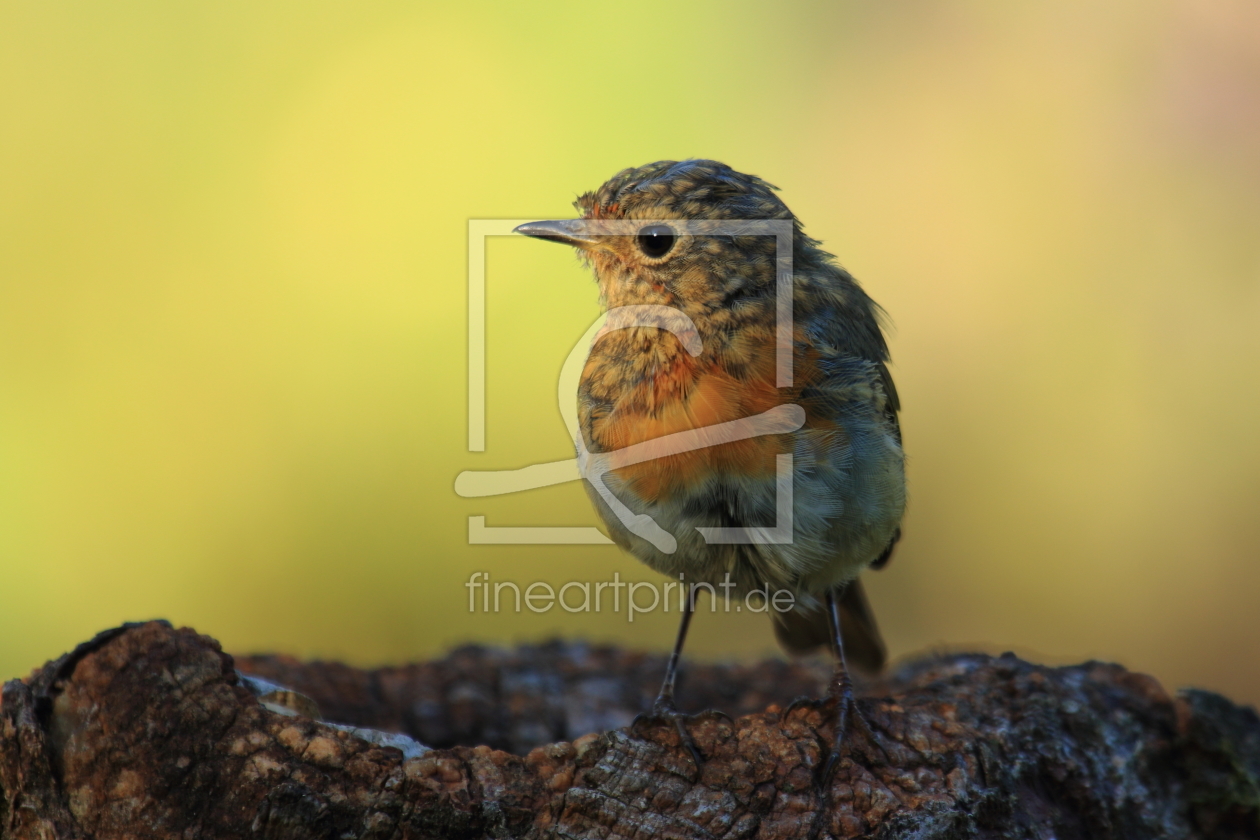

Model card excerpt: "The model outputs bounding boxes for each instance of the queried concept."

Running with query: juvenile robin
[516,160,905,783]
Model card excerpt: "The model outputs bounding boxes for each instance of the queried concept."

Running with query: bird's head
[516,160,798,318]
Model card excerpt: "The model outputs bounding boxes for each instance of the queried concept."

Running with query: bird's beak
[513,219,599,250]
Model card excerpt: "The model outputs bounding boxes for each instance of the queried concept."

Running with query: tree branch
[2,621,1258,838]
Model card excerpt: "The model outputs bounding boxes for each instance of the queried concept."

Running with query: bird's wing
[869,360,902,570]
[771,354,903,670]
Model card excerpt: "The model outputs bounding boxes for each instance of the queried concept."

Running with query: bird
[515,160,905,784]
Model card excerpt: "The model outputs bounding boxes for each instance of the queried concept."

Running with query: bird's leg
[653,585,692,715]
[818,586,880,786]
[629,585,729,768]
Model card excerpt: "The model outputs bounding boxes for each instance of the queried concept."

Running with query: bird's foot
[630,701,731,770]
[817,681,885,788]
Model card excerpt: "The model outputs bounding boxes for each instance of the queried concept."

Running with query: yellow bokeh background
[3,2,1259,705]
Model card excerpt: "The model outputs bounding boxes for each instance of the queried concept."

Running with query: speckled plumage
[565,161,905,654]
[521,160,905,676]
[514,160,908,775]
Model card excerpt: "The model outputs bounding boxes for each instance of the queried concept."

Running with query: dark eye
[636,224,676,258]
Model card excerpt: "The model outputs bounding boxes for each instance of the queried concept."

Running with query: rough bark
[1,621,1258,839]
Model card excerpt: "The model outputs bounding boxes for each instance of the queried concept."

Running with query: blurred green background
[2,1,1258,705]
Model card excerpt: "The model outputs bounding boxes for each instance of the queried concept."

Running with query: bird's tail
[772,578,886,674]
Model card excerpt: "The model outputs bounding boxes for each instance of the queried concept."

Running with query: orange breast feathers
[579,334,830,504]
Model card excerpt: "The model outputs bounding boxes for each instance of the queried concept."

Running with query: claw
[693,708,734,726]
[674,716,705,769]
[817,691,887,789]
[629,712,653,740]
[779,694,825,724]
[820,748,844,787]
[627,704,730,772]
[818,695,853,788]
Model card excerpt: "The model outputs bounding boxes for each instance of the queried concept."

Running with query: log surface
[2,621,1259,839]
